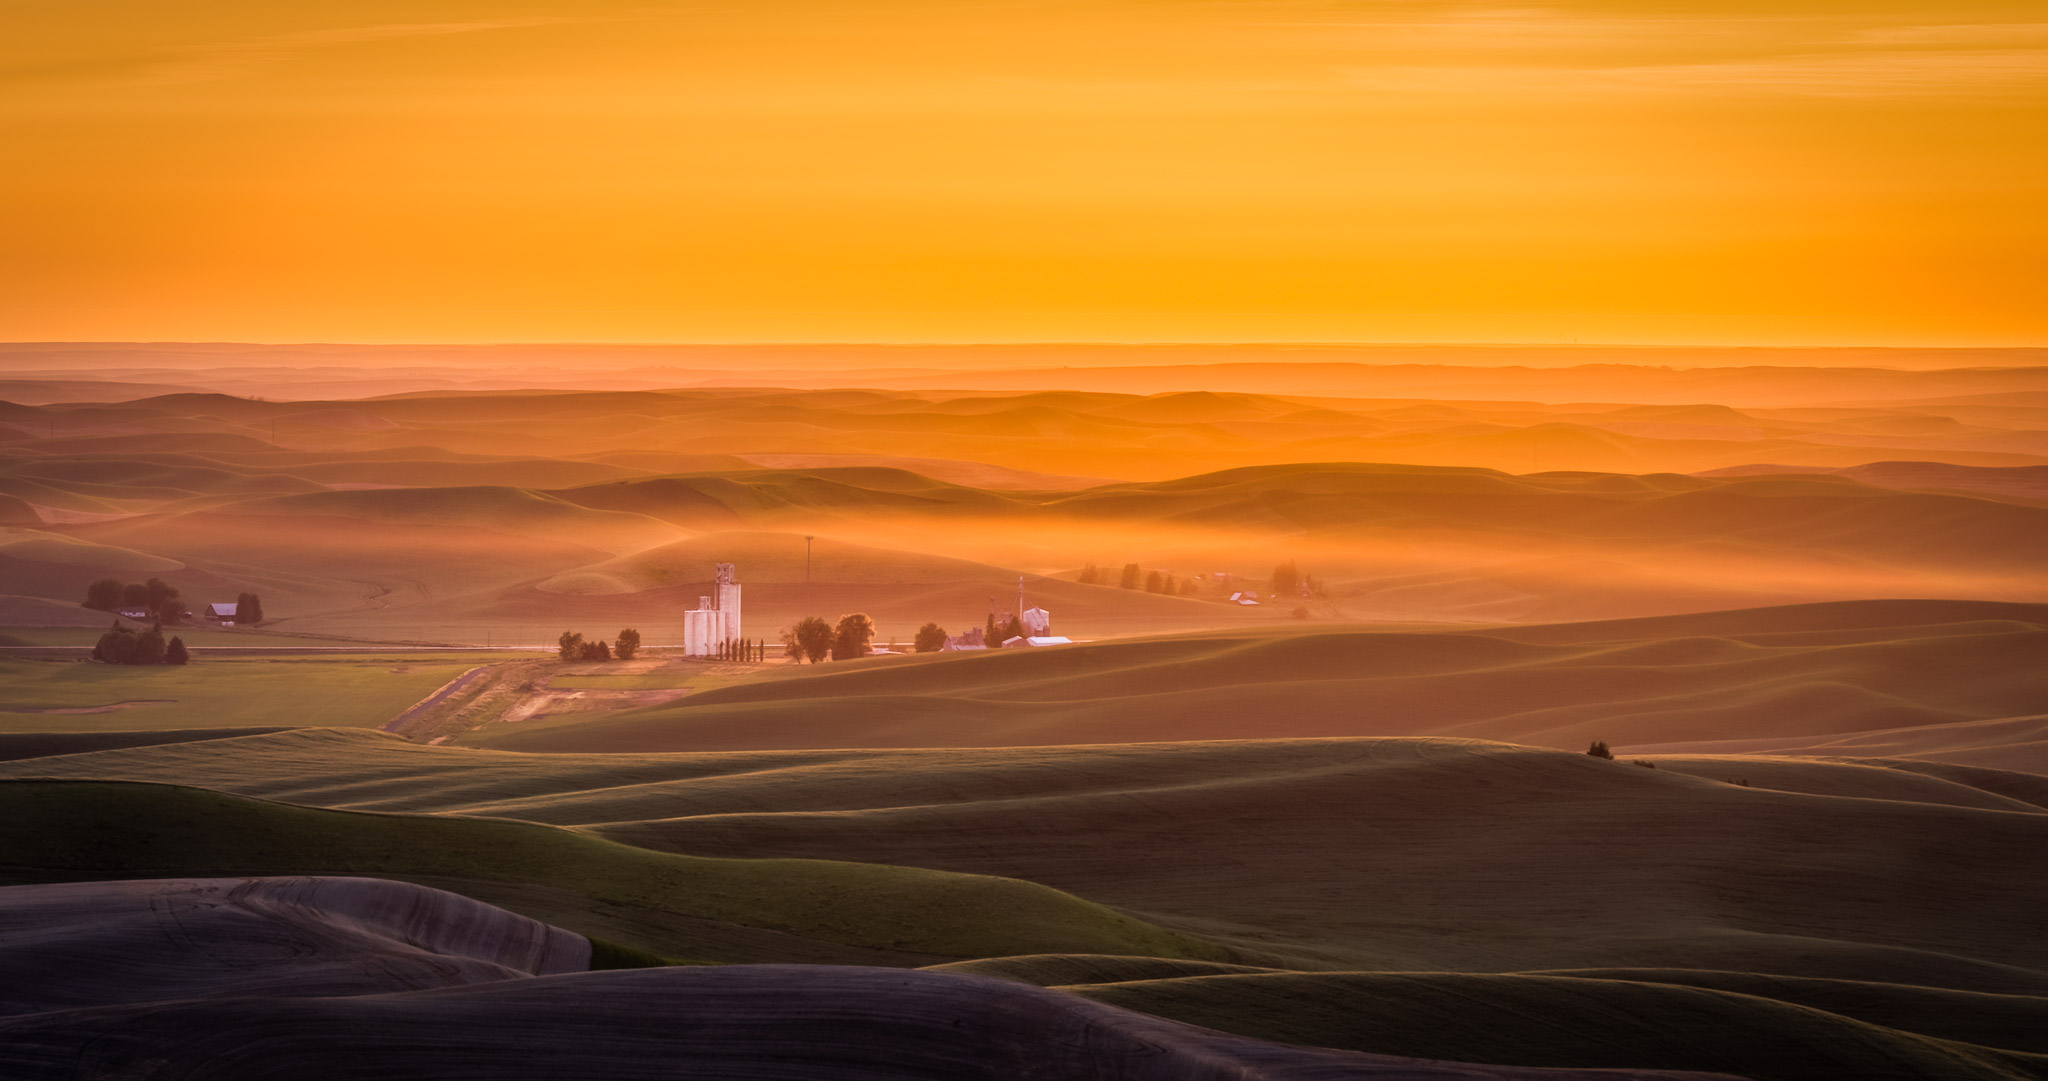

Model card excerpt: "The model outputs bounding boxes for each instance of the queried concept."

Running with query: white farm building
[682,563,743,657]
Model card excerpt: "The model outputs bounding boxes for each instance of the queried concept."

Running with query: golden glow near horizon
[1,2,2043,345]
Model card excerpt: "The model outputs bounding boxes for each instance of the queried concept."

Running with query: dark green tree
[84,578,124,611]
[791,616,833,664]
[581,638,611,661]
[1119,563,1141,589]
[132,623,167,666]
[1587,740,1614,760]
[143,578,178,609]
[831,612,876,660]
[93,622,135,664]
[121,582,150,609]
[557,630,584,662]
[1144,570,1165,593]
[1271,560,1301,598]
[913,622,947,653]
[1078,562,1100,585]
[235,592,265,624]
[615,628,641,660]
[165,636,189,665]
[1002,614,1024,643]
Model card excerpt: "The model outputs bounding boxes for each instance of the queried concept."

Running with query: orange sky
[1,2,2043,345]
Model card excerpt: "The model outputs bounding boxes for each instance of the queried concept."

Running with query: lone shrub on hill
[615,628,641,660]
[831,612,876,660]
[914,622,947,653]
[1633,759,1658,769]
[1587,740,1614,760]
[557,630,584,662]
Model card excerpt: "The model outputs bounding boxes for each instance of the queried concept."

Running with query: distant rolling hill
[455,600,2048,756]
[2,455,2041,639]
[1699,461,2048,505]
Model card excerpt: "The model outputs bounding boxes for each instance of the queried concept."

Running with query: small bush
[1632,759,1657,769]
[1726,777,1751,787]
[1586,740,1614,760]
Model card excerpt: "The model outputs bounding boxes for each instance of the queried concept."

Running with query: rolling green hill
[0,778,1223,966]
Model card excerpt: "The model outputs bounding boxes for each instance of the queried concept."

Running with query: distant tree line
[82,579,268,626]
[83,578,187,624]
[553,629,765,663]
[558,628,640,662]
[93,622,188,666]
[1073,560,1319,604]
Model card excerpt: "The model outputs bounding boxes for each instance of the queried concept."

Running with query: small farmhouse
[1003,635,1074,648]
[205,602,238,625]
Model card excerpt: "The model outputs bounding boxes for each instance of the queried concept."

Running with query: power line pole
[805,536,813,584]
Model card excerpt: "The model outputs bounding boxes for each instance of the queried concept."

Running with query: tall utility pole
[805,536,813,584]
[1018,575,1025,618]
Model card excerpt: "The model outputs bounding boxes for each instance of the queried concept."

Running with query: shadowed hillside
[3,726,2043,1079]
[0,778,1220,966]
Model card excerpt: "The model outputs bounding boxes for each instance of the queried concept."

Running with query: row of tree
[558,628,640,662]
[81,579,267,625]
[781,613,876,663]
[1075,561,1320,600]
[710,638,768,662]
[92,622,189,665]
[83,577,186,623]
[1076,562,1202,597]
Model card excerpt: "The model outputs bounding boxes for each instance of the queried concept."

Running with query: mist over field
[4,0,2046,1073]
[2,343,2044,1078]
